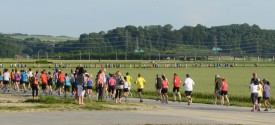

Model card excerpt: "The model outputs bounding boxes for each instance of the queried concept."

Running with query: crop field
[1,59,274,106]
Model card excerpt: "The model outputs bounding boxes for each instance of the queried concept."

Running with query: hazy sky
[1,0,275,37]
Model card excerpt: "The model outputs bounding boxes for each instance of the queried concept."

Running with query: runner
[220,78,230,106]
[14,69,20,92]
[135,73,146,102]
[57,70,65,96]
[96,70,104,100]
[26,68,33,90]
[64,73,71,97]
[108,74,116,99]
[76,67,86,105]
[20,70,28,93]
[123,76,129,102]
[40,71,48,95]
[35,70,41,89]
[257,80,263,111]
[102,68,108,99]
[10,69,15,91]
[155,74,162,101]
[86,74,93,99]
[115,71,125,103]
[183,74,195,105]
[173,73,182,102]
[161,74,169,104]
[47,72,53,96]
[2,69,10,93]
[214,74,222,105]
[31,73,39,99]
[125,72,133,97]
[0,71,3,88]
[250,78,259,112]
[263,79,272,111]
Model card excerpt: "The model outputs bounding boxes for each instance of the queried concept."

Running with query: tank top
[87,78,92,87]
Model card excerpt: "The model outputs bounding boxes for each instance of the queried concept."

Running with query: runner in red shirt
[58,70,65,96]
[173,73,182,102]
[220,78,230,106]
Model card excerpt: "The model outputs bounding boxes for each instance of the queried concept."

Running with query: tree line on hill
[1,23,275,59]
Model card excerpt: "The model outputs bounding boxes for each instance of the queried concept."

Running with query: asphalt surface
[0,89,275,125]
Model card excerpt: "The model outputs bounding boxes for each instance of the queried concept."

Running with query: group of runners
[0,68,272,110]
[155,73,195,105]
[249,72,272,112]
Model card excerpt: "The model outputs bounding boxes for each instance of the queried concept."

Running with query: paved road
[0,96,274,125]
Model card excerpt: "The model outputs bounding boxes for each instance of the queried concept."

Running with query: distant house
[14,55,23,60]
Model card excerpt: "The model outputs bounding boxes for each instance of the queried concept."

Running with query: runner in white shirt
[2,69,10,93]
[184,74,195,105]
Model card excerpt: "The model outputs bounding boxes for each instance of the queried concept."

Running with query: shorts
[220,90,228,95]
[257,97,262,103]
[64,85,70,92]
[3,81,9,85]
[185,91,192,96]
[20,81,27,85]
[15,80,20,83]
[77,85,85,97]
[138,89,143,93]
[42,84,47,89]
[87,86,92,89]
[173,87,180,92]
[251,93,258,104]
[48,82,53,86]
[58,82,64,88]
[123,88,129,92]
[161,88,168,93]
[214,89,220,94]
[263,97,270,100]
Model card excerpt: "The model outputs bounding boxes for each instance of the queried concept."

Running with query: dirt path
[0,96,274,124]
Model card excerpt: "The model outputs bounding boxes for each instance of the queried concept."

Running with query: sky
[1,0,275,38]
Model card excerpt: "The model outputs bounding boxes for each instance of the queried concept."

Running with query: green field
[10,35,78,41]
[1,60,274,107]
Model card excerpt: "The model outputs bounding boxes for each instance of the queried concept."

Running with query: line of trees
[1,23,275,59]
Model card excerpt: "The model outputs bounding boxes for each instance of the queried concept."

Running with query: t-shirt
[184,77,195,91]
[258,84,263,97]
[14,73,20,81]
[263,84,270,97]
[58,73,65,83]
[3,72,10,81]
[126,75,132,86]
[135,77,146,89]
[124,81,129,89]
[215,77,222,90]
[221,81,228,91]
[65,76,71,86]
[162,79,168,89]
[0,75,3,81]
[174,76,181,87]
[109,77,116,86]
[40,74,48,84]
[21,73,28,82]
[76,74,85,86]
[250,83,258,93]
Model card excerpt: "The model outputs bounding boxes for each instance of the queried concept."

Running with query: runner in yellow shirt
[135,73,146,102]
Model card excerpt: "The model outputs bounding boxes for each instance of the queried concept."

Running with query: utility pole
[136,37,139,53]
[80,52,81,60]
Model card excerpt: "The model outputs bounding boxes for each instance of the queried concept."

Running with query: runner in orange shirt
[40,71,48,95]
[173,73,182,102]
